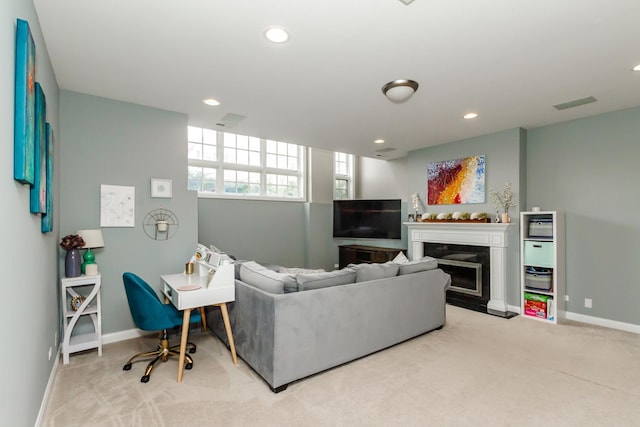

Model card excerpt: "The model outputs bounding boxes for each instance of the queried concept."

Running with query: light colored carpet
[42,305,640,427]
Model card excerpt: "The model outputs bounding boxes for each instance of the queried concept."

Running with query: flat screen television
[333,199,402,239]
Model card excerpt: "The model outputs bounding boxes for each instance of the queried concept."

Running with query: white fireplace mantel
[405,222,517,314]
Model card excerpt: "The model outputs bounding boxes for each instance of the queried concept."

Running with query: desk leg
[199,306,207,330]
[218,303,238,366]
[177,308,192,383]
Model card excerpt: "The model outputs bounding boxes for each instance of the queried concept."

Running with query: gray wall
[527,107,640,324]
[197,148,342,271]
[59,91,198,334]
[1,1,60,425]
[403,128,526,307]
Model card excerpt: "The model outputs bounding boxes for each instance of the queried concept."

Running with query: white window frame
[334,152,354,200]
[188,126,306,202]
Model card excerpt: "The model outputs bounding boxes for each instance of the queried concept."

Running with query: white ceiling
[33,0,640,160]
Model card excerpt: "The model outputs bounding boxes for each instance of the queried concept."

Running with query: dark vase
[65,249,82,278]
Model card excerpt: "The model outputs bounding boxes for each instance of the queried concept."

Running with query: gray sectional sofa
[206,258,451,392]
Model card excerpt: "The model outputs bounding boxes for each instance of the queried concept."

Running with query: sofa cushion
[348,262,399,282]
[398,256,438,275]
[296,267,357,291]
[239,261,297,294]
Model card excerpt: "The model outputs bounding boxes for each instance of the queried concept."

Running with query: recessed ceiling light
[203,98,220,106]
[374,139,385,144]
[264,27,289,43]
[463,113,478,119]
[633,63,640,71]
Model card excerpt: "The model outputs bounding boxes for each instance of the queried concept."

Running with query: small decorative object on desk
[490,182,517,223]
[60,234,85,278]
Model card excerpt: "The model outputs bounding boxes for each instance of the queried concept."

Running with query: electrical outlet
[564,295,569,302]
[48,347,52,360]
[585,298,592,308]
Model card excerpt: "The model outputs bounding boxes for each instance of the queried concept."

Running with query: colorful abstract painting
[14,19,36,184]
[41,123,54,233]
[427,155,485,205]
[30,83,47,214]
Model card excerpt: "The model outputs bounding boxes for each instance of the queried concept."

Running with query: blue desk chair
[122,272,202,383]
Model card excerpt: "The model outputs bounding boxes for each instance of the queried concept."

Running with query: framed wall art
[14,18,36,184]
[427,155,485,205]
[30,83,47,214]
[151,178,173,198]
[41,124,54,233]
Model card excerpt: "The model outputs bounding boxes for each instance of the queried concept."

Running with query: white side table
[61,274,102,364]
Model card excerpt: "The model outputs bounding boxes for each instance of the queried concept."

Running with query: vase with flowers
[490,182,517,223]
[60,234,85,278]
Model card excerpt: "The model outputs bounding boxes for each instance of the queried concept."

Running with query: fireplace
[405,221,517,316]
[424,243,490,313]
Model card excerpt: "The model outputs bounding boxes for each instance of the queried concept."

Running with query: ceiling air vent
[553,96,597,111]
[375,147,396,153]
[215,113,246,129]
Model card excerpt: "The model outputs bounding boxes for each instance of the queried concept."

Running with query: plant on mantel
[489,182,517,222]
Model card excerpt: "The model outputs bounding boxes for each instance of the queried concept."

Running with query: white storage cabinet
[520,211,565,324]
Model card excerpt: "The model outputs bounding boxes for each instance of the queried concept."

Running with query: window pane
[188,143,202,160]
[266,139,277,153]
[249,151,261,166]
[237,150,249,165]
[203,128,216,145]
[224,132,236,147]
[249,137,260,151]
[188,126,202,143]
[203,145,216,161]
[224,147,237,163]
[237,134,248,150]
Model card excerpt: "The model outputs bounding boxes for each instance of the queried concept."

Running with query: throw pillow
[398,256,438,275]
[392,251,409,264]
[348,262,399,282]
[296,267,357,291]
[239,261,297,294]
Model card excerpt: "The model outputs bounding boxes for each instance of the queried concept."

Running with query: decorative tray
[418,218,492,223]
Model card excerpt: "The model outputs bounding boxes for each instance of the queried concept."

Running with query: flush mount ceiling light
[463,112,478,119]
[264,26,290,43]
[203,98,220,106]
[382,79,419,103]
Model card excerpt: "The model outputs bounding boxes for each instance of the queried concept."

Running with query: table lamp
[77,229,104,274]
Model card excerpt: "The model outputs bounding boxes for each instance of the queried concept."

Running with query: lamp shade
[382,79,419,103]
[77,229,104,249]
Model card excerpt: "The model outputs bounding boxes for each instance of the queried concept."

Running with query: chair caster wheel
[189,346,196,354]
[185,363,193,370]
[141,375,150,383]
[123,363,132,371]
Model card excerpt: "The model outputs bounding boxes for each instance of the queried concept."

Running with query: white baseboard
[35,347,60,427]
[564,311,640,334]
[510,304,639,334]
[102,328,146,344]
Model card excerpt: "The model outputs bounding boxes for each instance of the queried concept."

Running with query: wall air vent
[553,96,597,111]
[216,113,246,129]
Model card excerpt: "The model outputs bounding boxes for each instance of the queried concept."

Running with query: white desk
[161,263,237,383]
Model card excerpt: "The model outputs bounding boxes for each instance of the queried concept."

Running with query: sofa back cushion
[296,267,357,291]
[239,261,297,294]
[397,256,438,275]
[348,262,399,282]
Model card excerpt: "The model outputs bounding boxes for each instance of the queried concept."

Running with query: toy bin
[525,267,553,290]
[524,292,551,319]
[528,218,553,238]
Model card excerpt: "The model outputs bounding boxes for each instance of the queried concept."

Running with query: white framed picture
[151,178,172,198]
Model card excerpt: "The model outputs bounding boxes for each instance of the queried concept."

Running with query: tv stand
[338,245,406,269]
